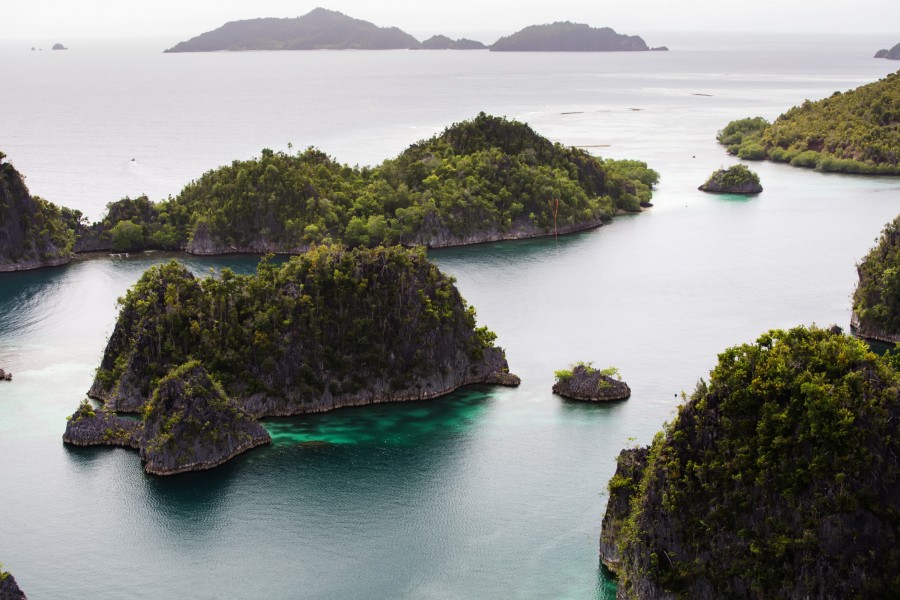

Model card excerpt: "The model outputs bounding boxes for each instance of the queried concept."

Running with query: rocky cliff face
[0,569,27,600]
[601,327,900,599]
[89,246,519,417]
[412,213,606,249]
[140,362,271,475]
[599,447,648,572]
[552,364,630,401]
[67,364,271,476]
[0,154,73,272]
[63,401,141,448]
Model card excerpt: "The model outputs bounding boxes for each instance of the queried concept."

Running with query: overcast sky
[3,0,898,42]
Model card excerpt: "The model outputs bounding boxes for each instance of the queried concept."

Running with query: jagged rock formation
[88,246,519,418]
[164,8,421,52]
[599,446,648,571]
[0,152,76,272]
[601,326,900,599]
[140,362,271,475]
[698,165,762,194]
[0,369,11,381]
[420,35,486,50]
[552,364,630,401]
[0,566,27,600]
[65,363,271,475]
[491,22,651,52]
[874,43,900,59]
[63,400,141,448]
[852,213,900,342]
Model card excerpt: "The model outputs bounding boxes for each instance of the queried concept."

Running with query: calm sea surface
[1,33,899,599]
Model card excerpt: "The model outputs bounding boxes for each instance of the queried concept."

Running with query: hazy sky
[4,0,898,42]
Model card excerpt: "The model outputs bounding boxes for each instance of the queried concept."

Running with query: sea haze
[1,32,899,599]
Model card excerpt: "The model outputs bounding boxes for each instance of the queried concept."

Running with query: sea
[0,33,898,599]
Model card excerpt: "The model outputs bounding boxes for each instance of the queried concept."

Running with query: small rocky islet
[0,113,658,272]
[0,566,27,600]
[698,164,762,194]
[552,363,630,401]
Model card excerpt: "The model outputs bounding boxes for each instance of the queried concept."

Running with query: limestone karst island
[63,246,519,473]
[0,114,658,272]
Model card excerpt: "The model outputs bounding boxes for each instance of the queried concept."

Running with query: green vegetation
[164,8,422,52]
[1,114,658,267]
[128,113,657,253]
[606,326,900,598]
[490,22,649,52]
[853,214,900,338]
[717,72,900,174]
[0,152,78,269]
[91,245,510,414]
[699,164,762,193]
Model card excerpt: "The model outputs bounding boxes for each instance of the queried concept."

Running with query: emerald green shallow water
[1,33,899,598]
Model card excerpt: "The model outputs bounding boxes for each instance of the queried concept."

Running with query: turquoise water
[1,33,900,598]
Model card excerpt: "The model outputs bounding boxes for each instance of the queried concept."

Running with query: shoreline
[0,212,646,273]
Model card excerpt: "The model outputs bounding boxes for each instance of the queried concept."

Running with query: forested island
[552,363,630,401]
[87,245,517,415]
[67,245,518,472]
[852,213,900,342]
[164,8,666,53]
[164,8,419,52]
[716,72,899,174]
[698,164,762,194]
[0,114,658,271]
[601,326,900,598]
[874,43,900,60]
[490,22,661,52]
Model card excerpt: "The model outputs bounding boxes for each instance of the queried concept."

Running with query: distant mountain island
[164,8,419,52]
[874,43,900,60]
[420,35,486,50]
[491,22,662,52]
[164,8,665,53]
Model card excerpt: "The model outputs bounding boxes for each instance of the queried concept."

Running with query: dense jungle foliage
[853,214,900,334]
[0,151,79,265]
[717,72,900,174]
[172,112,657,250]
[1,115,658,264]
[608,326,900,599]
[93,245,500,409]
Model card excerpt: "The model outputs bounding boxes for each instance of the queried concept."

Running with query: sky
[3,0,898,43]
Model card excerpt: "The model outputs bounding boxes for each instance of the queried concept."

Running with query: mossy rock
[698,164,762,194]
[552,363,630,401]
